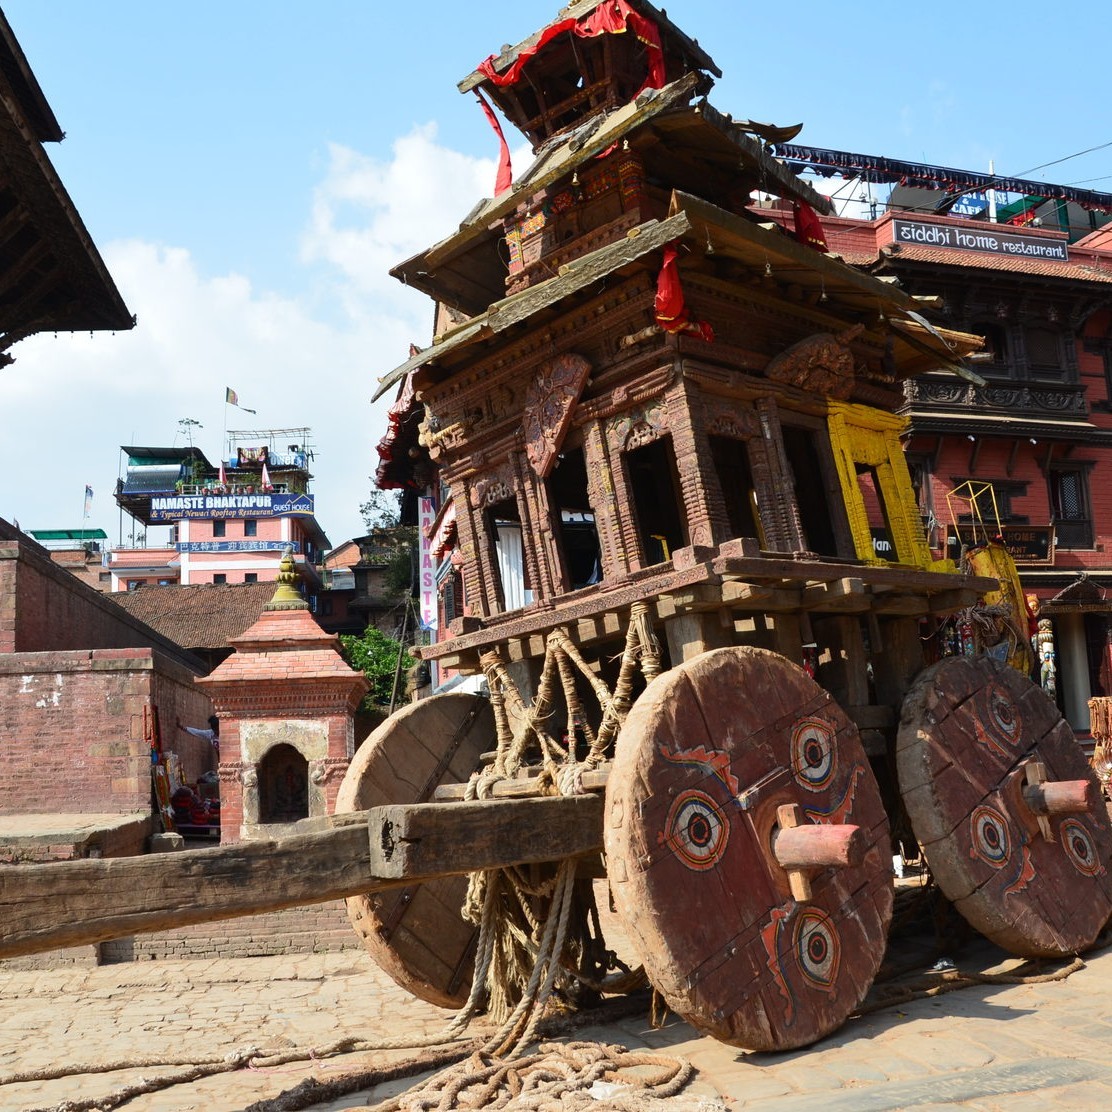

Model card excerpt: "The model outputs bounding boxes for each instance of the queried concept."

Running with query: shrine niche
[523,353,592,478]
[765,326,863,399]
[258,743,309,824]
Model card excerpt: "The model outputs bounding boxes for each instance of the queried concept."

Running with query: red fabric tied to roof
[374,369,418,489]
[477,1,665,95]
[793,200,828,252]
[654,242,714,343]
[476,91,513,195]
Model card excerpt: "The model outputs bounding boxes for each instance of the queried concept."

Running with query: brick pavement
[3,933,1112,1110]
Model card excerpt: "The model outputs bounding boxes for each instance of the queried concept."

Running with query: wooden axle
[1022,759,1094,815]
[434,768,610,801]
[1022,760,1095,842]
[1022,780,1095,817]
[0,797,604,961]
[772,802,864,901]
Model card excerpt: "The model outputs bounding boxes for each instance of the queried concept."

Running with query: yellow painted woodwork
[964,541,1034,674]
[826,401,948,572]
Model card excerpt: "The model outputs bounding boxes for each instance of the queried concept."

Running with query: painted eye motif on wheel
[1060,819,1102,877]
[985,683,1020,746]
[791,718,836,791]
[970,804,1011,868]
[794,908,841,988]
[664,790,729,872]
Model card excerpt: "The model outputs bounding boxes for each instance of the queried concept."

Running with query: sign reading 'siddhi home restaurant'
[149,493,314,521]
[892,218,1068,262]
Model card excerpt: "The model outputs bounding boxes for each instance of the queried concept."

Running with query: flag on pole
[218,461,227,487]
[83,485,93,517]
[225,387,256,414]
[261,462,272,492]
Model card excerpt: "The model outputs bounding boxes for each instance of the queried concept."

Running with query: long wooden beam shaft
[371,795,603,879]
[0,798,605,960]
[0,820,387,960]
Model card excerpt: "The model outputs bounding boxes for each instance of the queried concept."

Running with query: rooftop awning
[28,528,107,541]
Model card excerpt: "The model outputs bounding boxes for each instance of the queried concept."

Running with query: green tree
[359,488,402,530]
[339,626,416,711]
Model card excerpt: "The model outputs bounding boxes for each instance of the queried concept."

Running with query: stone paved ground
[2,928,1112,1110]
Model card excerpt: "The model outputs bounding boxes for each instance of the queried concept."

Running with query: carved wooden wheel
[898,655,1112,957]
[334,692,492,1008]
[605,646,893,1051]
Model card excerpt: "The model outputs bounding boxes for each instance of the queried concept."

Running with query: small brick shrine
[198,551,368,843]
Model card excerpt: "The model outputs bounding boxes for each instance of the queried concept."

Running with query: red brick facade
[0,647,213,815]
[197,594,368,842]
[0,521,214,817]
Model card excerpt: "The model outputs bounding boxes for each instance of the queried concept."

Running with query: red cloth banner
[476,91,513,195]
[655,243,714,342]
[477,1,664,95]
[793,201,829,252]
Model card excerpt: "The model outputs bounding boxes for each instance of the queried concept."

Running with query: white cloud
[0,125,503,549]
[301,124,505,315]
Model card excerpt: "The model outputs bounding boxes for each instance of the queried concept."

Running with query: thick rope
[594,600,657,758]
[555,647,596,748]
[363,1042,695,1112]
[855,956,1086,1017]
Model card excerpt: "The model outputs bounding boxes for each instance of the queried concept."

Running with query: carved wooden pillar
[582,418,630,579]
[465,471,511,617]
[604,399,670,571]
[448,465,499,620]
[517,463,559,601]
[665,379,714,550]
[755,397,808,552]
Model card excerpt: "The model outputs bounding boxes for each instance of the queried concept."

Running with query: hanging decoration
[476,91,513,195]
[793,201,829,252]
[476,1,664,95]
[654,243,714,342]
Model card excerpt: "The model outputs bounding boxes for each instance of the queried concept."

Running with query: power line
[1013,139,1112,179]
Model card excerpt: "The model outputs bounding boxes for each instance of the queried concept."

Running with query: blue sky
[1,1,1108,546]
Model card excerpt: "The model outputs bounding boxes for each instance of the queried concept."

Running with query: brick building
[112,431,329,597]
[0,519,212,835]
[775,206,1112,733]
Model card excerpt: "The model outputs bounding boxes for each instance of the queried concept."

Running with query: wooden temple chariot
[4,0,1111,1057]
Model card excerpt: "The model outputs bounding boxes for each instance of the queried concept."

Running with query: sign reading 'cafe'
[891,218,1068,262]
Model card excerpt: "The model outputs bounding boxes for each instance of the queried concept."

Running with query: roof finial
[266,546,309,611]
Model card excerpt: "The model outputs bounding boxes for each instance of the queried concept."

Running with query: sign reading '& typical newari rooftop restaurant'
[149,493,315,521]
[891,218,1068,262]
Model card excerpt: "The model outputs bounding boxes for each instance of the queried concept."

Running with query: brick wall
[0,520,218,813]
[1,904,359,971]
[0,520,203,660]
[97,901,358,962]
[0,648,215,814]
